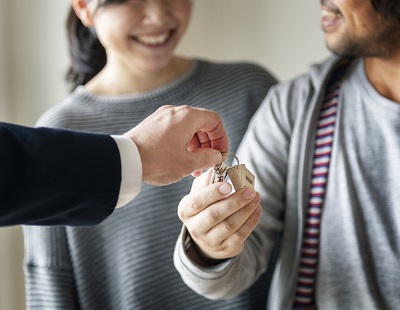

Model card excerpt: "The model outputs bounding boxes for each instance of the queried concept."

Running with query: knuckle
[206,184,220,201]
[228,196,242,211]
[203,237,215,249]
[180,104,191,111]
[204,207,219,225]
[243,201,256,214]
[222,238,244,257]
[194,233,214,251]
[189,227,201,241]
[248,210,261,227]
[223,220,236,234]
[190,194,203,214]
[230,233,246,249]
[177,207,184,221]
[234,228,248,242]
[178,194,201,219]
[202,150,213,167]
[158,105,172,114]
[177,195,191,220]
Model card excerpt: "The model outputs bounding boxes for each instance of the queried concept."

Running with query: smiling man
[174,0,400,309]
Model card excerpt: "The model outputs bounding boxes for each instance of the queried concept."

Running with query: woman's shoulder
[195,59,278,91]
[200,59,276,79]
[35,87,90,128]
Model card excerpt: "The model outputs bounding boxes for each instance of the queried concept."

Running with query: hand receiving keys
[178,165,261,265]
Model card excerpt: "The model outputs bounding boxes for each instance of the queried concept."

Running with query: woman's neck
[85,57,193,95]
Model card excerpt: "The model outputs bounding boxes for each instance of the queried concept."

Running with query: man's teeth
[137,32,170,45]
[322,9,340,20]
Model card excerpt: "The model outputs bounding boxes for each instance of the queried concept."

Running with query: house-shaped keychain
[227,164,255,190]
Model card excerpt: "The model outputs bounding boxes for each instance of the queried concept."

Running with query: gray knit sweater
[23,60,277,310]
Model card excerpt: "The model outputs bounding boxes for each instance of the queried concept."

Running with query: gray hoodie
[175,56,400,310]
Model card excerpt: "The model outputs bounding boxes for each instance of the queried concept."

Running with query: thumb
[190,148,222,172]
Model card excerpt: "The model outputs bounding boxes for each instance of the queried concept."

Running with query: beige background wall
[0,1,330,309]
[0,0,8,119]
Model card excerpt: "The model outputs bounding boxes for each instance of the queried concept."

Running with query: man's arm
[1,105,229,226]
[0,122,122,226]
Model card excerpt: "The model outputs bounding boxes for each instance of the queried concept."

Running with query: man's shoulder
[271,56,340,95]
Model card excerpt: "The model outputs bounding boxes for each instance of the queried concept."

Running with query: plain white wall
[0,3,24,310]
[179,0,329,81]
[0,1,330,309]
[0,0,8,120]
[3,0,70,125]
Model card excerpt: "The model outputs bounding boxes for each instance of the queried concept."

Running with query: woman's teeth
[136,32,170,45]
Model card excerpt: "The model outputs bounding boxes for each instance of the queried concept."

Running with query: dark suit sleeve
[0,122,122,227]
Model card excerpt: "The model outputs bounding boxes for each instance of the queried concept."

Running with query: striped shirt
[293,60,349,309]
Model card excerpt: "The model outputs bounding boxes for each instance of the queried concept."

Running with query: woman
[23,0,277,308]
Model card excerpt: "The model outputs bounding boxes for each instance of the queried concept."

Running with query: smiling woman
[67,0,192,91]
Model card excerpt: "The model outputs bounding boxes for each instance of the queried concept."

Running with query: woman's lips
[134,31,172,46]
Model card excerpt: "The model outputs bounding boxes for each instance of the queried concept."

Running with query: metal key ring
[221,151,239,166]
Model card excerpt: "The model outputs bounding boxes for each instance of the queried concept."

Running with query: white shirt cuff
[111,135,142,208]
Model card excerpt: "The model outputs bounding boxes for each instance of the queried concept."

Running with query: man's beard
[327,23,400,58]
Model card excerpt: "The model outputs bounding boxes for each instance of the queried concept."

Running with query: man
[174,0,400,309]
[1,105,228,226]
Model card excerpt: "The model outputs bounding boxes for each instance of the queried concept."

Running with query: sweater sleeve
[23,225,79,309]
[174,83,292,299]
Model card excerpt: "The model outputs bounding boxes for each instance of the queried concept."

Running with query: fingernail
[242,188,256,200]
[218,183,231,195]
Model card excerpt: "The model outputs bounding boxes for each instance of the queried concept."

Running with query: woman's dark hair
[370,0,400,23]
[66,7,107,91]
[66,0,132,90]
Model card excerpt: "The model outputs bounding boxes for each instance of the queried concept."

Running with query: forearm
[1,123,121,226]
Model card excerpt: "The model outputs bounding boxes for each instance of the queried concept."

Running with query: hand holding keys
[178,151,260,263]
[210,152,255,190]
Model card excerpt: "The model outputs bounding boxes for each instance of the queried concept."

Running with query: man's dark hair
[371,0,400,23]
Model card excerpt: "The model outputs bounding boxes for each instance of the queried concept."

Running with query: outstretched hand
[124,105,229,185]
[178,169,262,263]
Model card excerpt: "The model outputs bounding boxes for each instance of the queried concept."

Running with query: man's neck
[365,55,400,103]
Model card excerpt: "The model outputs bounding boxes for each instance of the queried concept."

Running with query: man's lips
[321,5,342,30]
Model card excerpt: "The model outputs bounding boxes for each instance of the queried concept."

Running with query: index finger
[178,181,233,220]
[189,108,229,153]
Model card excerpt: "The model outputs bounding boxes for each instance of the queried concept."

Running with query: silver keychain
[210,152,255,190]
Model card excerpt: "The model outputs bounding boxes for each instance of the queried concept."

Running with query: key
[209,152,255,191]
[209,162,230,184]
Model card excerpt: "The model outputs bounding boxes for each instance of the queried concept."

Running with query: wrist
[184,229,226,267]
